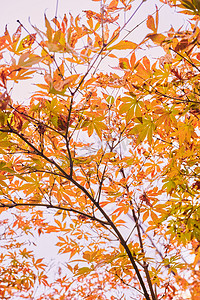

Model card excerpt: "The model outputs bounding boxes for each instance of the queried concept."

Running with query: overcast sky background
[0,0,188,103]
[0,0,188,35]
[0,0,97,34]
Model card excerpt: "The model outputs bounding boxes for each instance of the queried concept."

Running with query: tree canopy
[0,0,200,299]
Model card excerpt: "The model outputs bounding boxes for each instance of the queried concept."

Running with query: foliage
[0,0,200,299]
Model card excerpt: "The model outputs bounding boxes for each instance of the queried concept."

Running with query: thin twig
[105,0,146,48]
[17,20,64,79]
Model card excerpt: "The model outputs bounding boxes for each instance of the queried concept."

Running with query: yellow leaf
[151,211,158,223]
[146,33,165,45]
[143,211,149,222]
[76,267,91,275]
[147,15,156,33]
[45,14,53,42]
[119,58,130,69]
[53,74,79,91]
[107,40,137,51]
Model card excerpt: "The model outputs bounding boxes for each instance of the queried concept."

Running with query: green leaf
[18,53,43,67]
[0,161,6,169]
[119,96,143,123]
[129,117,155,144]
[106,95,114,105]
[16,34,36,53]
[181,0,196,10]
[119,58,130,69]
[76,267,92,275]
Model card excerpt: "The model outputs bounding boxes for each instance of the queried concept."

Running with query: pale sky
[0,0,98,34]
[0,0,187,35]
[0,0,187,104]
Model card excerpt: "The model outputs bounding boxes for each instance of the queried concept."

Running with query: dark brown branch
[108,270,144,295]
[119,167,157,300]
[65,96,74,178]
[8,104,66,137]
[169,47,200,72]
[0,202,109,226]
[132,74,200,104]
[139,224,176,276]
[2,127,151,300]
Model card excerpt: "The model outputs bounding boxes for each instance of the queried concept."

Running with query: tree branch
[0,202,110,226]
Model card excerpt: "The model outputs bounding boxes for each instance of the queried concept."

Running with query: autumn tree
[0,0,200,299]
